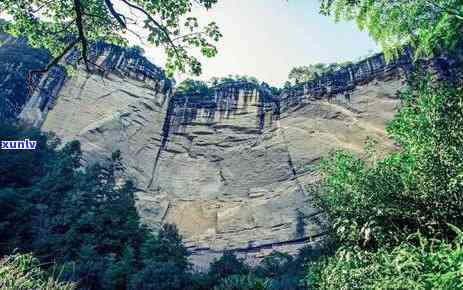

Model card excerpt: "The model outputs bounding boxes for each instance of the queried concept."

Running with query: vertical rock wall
[3,37,458,267]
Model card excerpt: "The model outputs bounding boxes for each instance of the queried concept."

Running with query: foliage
[254,252,300,290]
[176,75,278,98]
[206,252,249,285]
[0,124,192,289]
[319,0,463,59]
[256,252,293,278]
[0,253,75,290]
[176,79,212,96]
[314,80,463,248]
[213,274,271,290]
[288,62,351,84]
[191,248,319,290]
[128,261,192,290]
[0,18,9,33]
[307,227,463,290]
[209,75,260,86]
[0,0,222,76]
[253,246,330,290]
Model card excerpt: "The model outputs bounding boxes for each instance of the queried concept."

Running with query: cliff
[2,37,452,267]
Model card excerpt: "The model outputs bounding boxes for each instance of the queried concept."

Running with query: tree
[319,0,463,58]
[315,79,463,248]
[177,79,211,96]
[209,75,260,86]
[0,0,222,76]
[288,62,350,84]
[207,252,249,284]
[0,124,193,289]
[288,66,320,84]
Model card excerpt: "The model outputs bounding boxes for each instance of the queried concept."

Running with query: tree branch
[73,0,90,71]
[31,0,54,13]
[30,37,80,74]
[171,31,203,42]
[119,0,181,58]
[53,18,77,35]
[27,37,79,95]
[424,0,463,21]
[104,0,127,29]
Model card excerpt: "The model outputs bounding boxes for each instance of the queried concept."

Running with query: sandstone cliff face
[1,37,412,267]
[0,35,50,121]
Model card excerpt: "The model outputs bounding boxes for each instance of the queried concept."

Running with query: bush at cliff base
[307,78,463,289]
[213,274,271,290]
[0,253,75,290]
[314,79,463,248]
[306,228,463,289]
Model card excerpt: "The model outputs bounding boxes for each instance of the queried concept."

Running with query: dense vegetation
[307,233,463,289]
[0,125,195,289]
[287,62,352,85]
[0,253,75,290]
[304,0,463,288]
[306,65,463,289]
[176,79,212,96]
[320,0,463,59]
[175,75,281,97]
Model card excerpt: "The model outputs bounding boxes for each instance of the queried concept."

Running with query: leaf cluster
[319,0,463,59]
[0,0,222,76]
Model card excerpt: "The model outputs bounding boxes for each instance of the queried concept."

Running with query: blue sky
[3,1,379,86]
[144,0,379,86]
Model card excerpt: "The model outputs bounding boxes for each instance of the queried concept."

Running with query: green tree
[288,62,350,84]
[209,75,260,86]
[207,252,249,283]
[314,79,463,248]
[0,0,222,76]
[288,65,321,84]
[0,124,193,289]
[319,0,463,58]
[177,79,212,96]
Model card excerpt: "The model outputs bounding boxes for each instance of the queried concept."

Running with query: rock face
[0,35,49,121]
[1,37,423,267]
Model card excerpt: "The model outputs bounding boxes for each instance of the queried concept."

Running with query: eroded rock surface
[1,37,419,267]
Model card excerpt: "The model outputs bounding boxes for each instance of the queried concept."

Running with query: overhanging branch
[104,0,127,29]
[73,0,90,71]
[119,0,181,58]
[30,37,80,74]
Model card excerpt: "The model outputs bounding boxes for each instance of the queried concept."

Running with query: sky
[2,0,379,87]
[124,0,379,86]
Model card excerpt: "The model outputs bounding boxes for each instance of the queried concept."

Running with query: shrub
[0,253,75,290]
[207,251,249,282]
[213,274,270,290]
[307,227,463,290]
[315,80,463,248]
